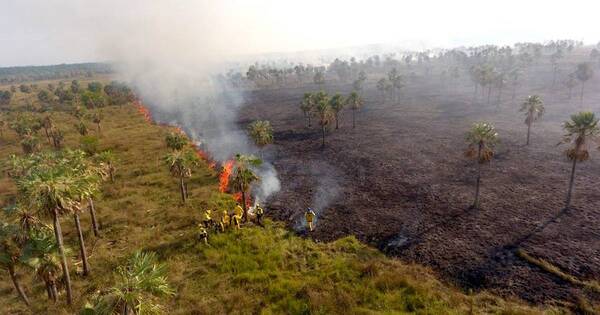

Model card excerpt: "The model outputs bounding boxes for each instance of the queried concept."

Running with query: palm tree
[509,67,522,101]
[376,78,388,102]
[41,115,53,144]
[575,63,594,104]
[92,111,103,134]
[49,127,64,149]
[229,154,261,222]
[164,149,198,203]
[387,68,403,102]
[22,227,62,302]
[314,92,333,147]
[165,132,188,151]
[329,93,345,129]
[520,95,545,145]
[95,150,117,183]
[18,168,78,304]
[82,251,175,315]
[299,93,315,127]
[313,71,325,88]
[346,91,364,129]
[247,120,274,154]
[0,223,31,307]
[480,65,496,105]
[71,173,98,276]
[20,133,40,154]
[564,73,577,100]
[465,122,499,209]
[560,112,599,209]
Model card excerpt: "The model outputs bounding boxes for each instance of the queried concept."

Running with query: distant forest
[0,63,113,84]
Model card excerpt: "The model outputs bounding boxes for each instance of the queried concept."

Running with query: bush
[0,90,11,106]
[19,84,31,93]
[80,135,100,155]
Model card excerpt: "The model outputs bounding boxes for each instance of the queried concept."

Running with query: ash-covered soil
[239,69,600,304]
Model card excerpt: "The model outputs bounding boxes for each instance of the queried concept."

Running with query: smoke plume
[96,2,283,203]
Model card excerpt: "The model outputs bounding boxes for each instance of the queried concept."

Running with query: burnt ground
[239,66,600,305]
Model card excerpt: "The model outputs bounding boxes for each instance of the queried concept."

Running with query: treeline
[224,39,594,90]
[0,63,113,84]
[1,80,134,113]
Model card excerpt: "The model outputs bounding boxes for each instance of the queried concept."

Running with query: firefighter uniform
[255,204,264,226]
[220,210,231,232]
[305,208,316,232]
[233,205,244,229]
[202,209,213,228]
[198,225,208,245]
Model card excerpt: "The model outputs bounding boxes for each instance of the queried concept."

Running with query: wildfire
[219,160,234,192]
[132,98,245,205]
[193,146,216,169]
[133,100,152,123]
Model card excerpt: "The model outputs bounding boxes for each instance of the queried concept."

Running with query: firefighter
[255,203,264,227]
[202,209,213,228]
[198,224,208,245]
[233,204,244,229]
[220,209,230,232]
[305,208,316,232]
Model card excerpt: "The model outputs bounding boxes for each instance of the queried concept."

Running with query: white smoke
[94,2,282,203]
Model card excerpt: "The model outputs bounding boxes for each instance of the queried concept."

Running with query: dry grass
[0,81,568,314]
[516,248,600,298]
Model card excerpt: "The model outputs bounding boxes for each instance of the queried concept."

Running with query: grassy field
[0,81,569,314]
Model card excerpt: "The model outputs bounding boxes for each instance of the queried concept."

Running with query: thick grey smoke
[99,3,282,203]
[294,161,341,230]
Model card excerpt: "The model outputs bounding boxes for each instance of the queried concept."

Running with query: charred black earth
[239,68,600,304]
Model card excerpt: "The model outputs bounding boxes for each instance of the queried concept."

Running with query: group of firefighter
[197,204,317,244]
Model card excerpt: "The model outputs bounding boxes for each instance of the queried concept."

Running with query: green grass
[0,82,567,314]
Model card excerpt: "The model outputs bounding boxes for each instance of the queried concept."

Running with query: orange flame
[232,192,252,209]
[193,146,216,170]
[219,161,234,192]
[133,98,243,203]
[133,100,152,123]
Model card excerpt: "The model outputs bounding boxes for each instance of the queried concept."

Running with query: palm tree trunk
[44,128,51,144]
[580,82,585,105]
[73,212,90,276]
[52,208,73,304]
[242,190,248,222]
[308,115,311,128]
[335,114,339,129]
[109,166,115,182]
[50,282,58,302]
[89,197,99,237]
[526,123,531,145]
[8,264,30,307]
[122,303,130,315]
[565,158,578,209]
[352,109,356,129]
[321,126,326,147]
[487,85,492,105]
[179,177,186,203]
[473,144,483,209]
[46,282,52,300]
[497,84,503,106]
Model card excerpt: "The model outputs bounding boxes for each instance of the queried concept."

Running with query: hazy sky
[2,0,600,67]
